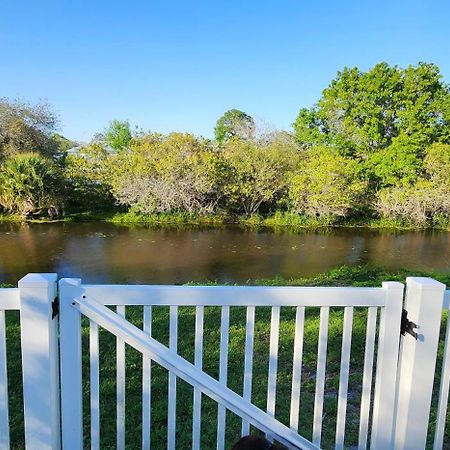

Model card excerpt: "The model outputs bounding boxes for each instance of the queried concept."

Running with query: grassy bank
[0,213,22,223]
[2,209,448,231]
[3,266,450,448]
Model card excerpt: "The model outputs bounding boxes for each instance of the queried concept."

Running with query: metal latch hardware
[401,308,417,340]
[52,297,59,320]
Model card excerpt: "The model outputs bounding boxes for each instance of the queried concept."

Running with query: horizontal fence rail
[0,288,20,310]
[78,284,389,307]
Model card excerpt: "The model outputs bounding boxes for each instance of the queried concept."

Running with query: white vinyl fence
[0,274,448,449]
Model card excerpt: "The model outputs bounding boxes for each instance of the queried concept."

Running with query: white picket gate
[0,273,448,449]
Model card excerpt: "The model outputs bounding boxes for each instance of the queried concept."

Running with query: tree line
[0,62,449,227]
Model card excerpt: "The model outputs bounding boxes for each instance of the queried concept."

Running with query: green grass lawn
[3,266,450,449]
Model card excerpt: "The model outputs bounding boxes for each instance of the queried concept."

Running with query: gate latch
[52,297,59,320]
[401,308,417,340]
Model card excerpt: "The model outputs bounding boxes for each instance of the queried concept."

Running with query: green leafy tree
[366,133,424,188]
[0,152,63,217]
[104,120,132,151]
[0,98,60,159]
[214,109,255,144]
[423,142,450,186]
[294,62,450,157]
[289,147,367,220]
[51,133,76,152]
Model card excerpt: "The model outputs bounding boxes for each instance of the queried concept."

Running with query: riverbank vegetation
[1,62,449,229]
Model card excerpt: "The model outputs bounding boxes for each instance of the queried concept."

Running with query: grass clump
[251,265,450,288]
[108,211,226,226]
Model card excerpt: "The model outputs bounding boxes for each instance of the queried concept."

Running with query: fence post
[371,281,404,449]
[393,277,445,450]
[19,273,60,450]
[59,278,83,450]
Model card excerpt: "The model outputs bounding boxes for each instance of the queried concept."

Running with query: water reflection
[0,222,448,284]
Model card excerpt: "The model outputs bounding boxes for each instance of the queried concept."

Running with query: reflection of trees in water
[0,224,449,284]
[0,223,67,283]
[60,229,112,282]
[105,227,247,283]
[364,231,450,271]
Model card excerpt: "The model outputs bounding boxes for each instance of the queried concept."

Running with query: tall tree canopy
[0,98,60,159]
[104,119,132,151]
[214,109,255,144]
[293,62,450,157]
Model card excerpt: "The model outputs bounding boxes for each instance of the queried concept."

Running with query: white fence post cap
[59,278,82,287]
[381,281,404,289]
[406,277,446,291]
[18,273,58,287]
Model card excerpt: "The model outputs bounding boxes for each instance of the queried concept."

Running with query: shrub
[64,144,114,213]
[111,133,225,214]
[289,147,367,220]
[0,152,63,217]
[376,182,450,226]
[222,138,300,215]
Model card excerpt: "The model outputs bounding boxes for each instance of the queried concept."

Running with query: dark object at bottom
[230,435,284,450]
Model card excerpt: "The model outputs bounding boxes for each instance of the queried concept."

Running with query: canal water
[0,222,448,284]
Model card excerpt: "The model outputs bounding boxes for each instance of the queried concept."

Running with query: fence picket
[217,306,230,450]
[371,282,403,449]
[90,320,100,450]
[59,278,83,449]
[434,309,450,450]
[168,305,178,450]
[0,310,10,450]
[358,307,377,450]
[266,306,281,442]
[242,306,255,436]
[290,306,305,432]
[142,306,152,450]
[116,306,126,450]
[192,305,204,450]
[335,307,353,450]
[313,306,329,447]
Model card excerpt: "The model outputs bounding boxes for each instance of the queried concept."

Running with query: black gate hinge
[401,308,418,340]
[52,296,59,320]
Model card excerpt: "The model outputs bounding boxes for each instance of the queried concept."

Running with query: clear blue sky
[1,0,449,142]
